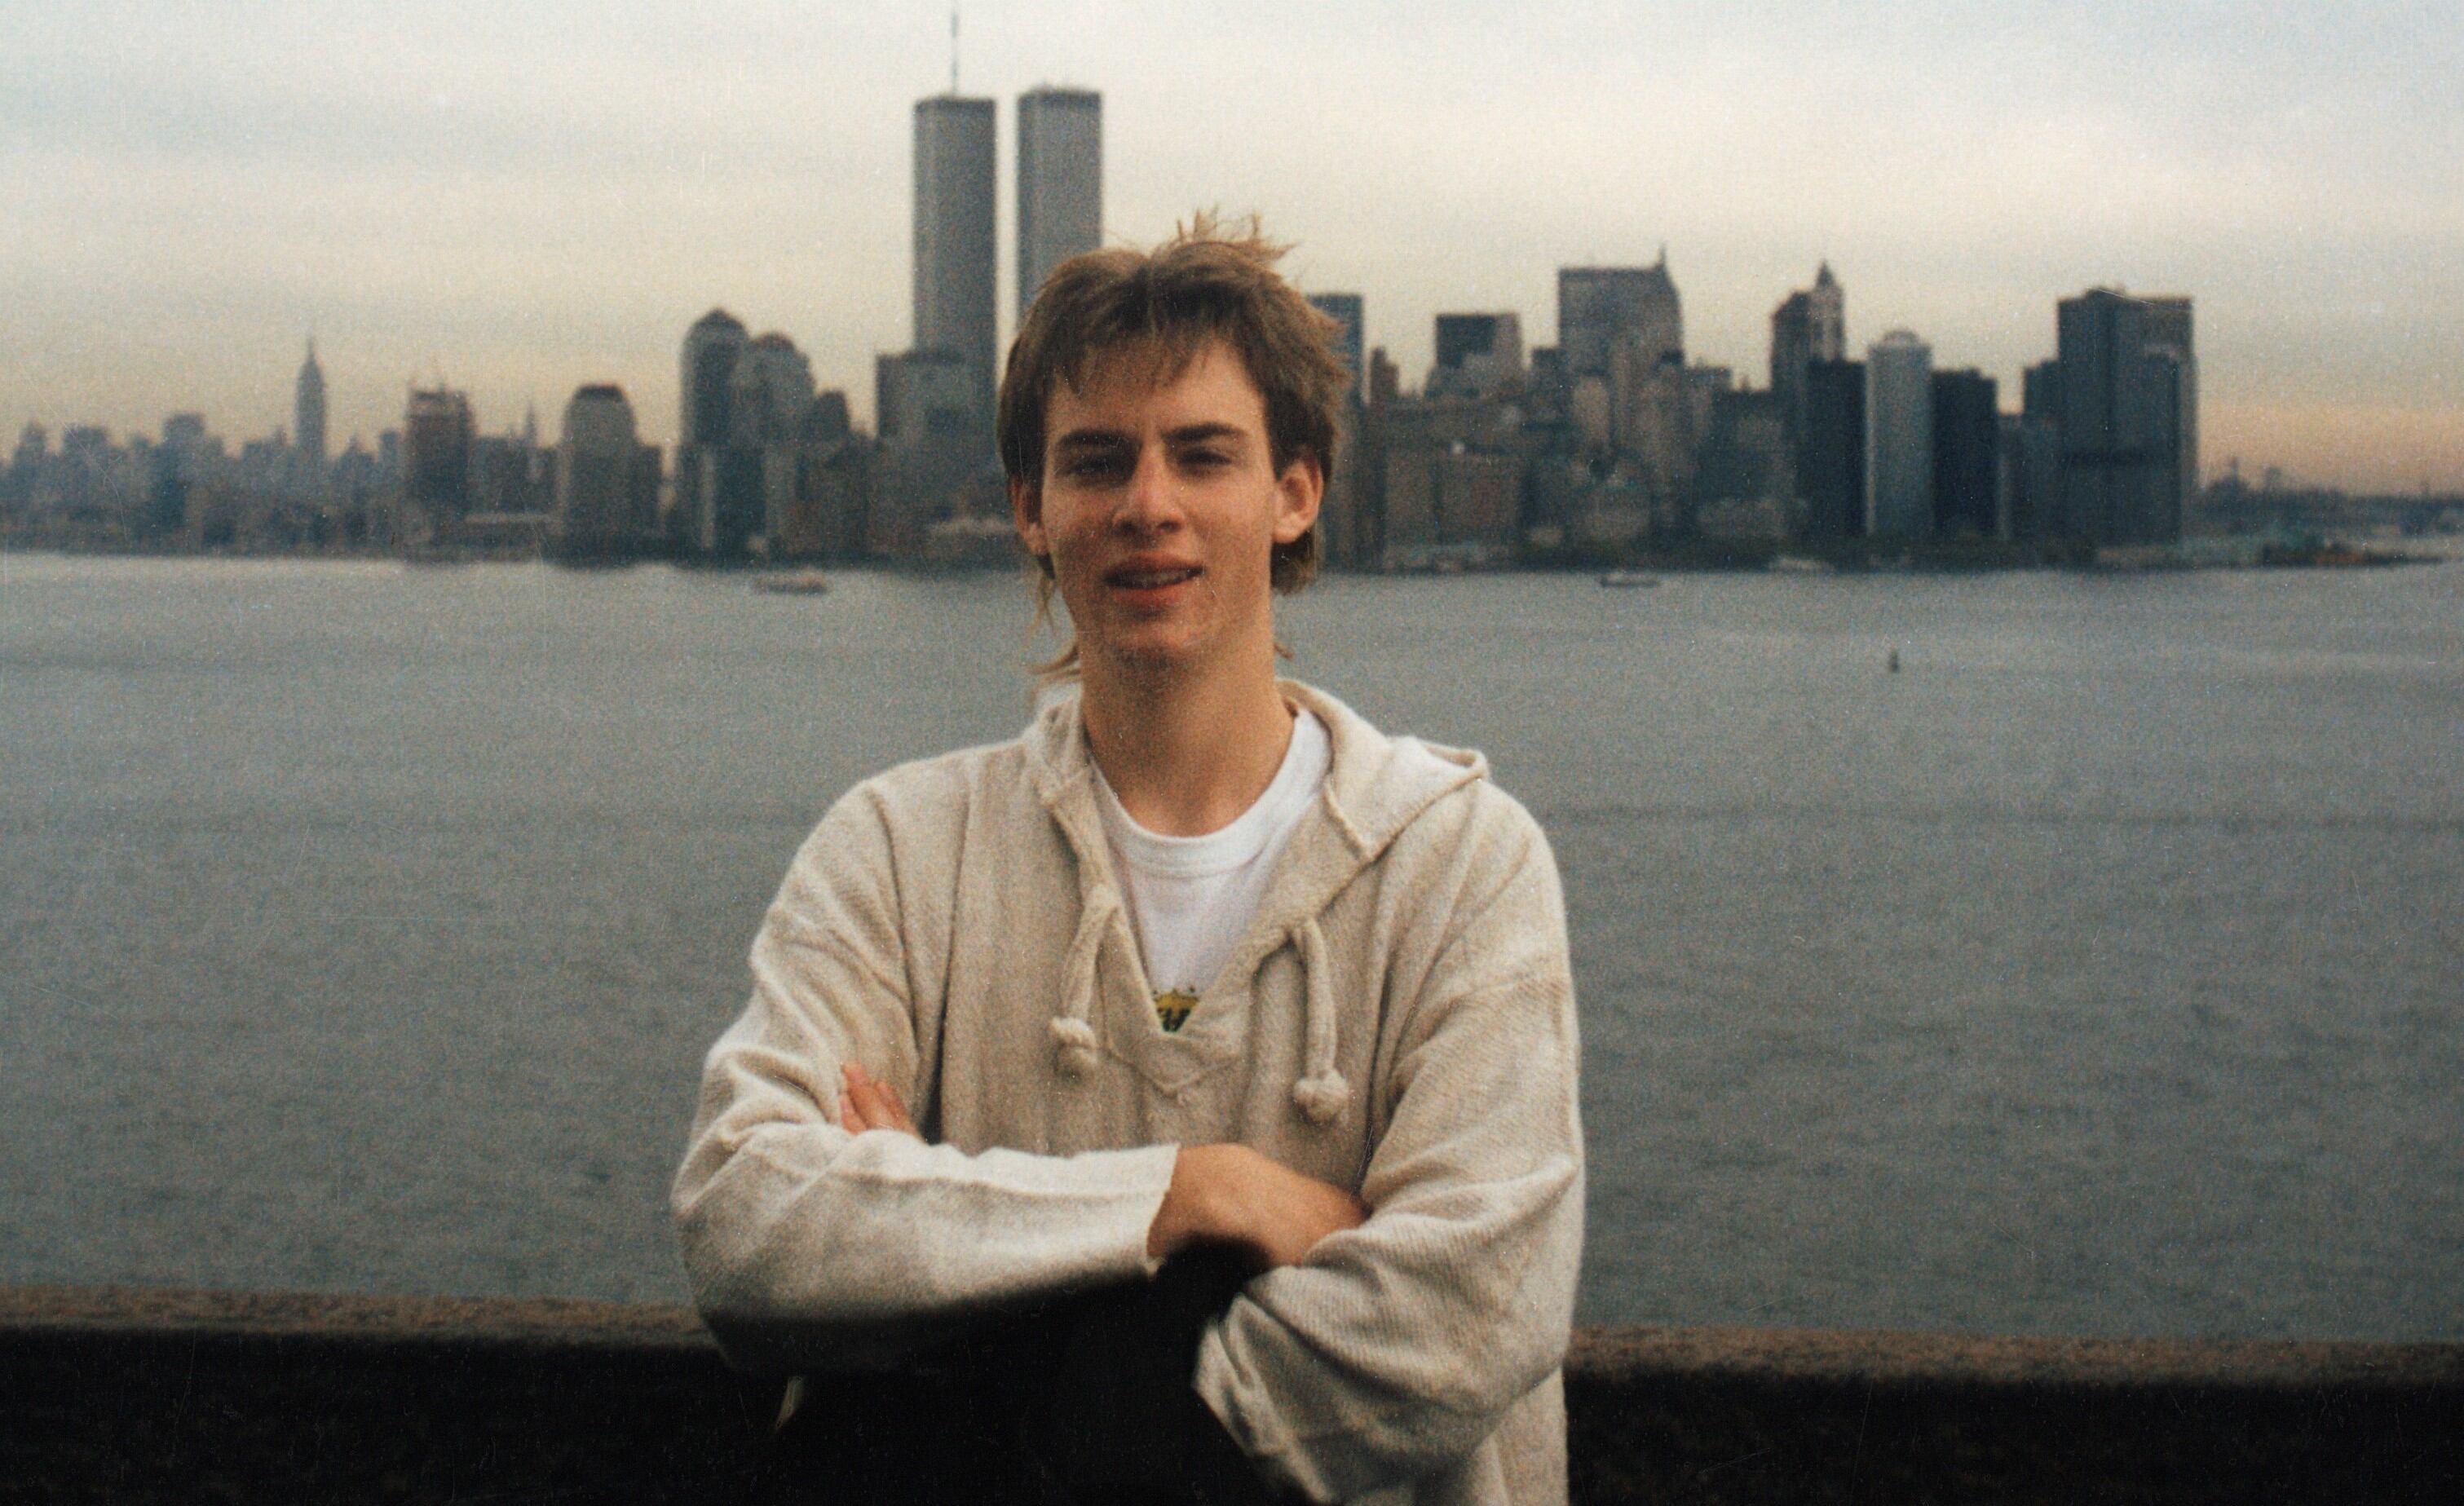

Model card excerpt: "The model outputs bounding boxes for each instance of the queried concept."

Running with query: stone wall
[3,1286,2456,1504]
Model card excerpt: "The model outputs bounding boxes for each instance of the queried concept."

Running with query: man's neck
[1080,650,1295,838]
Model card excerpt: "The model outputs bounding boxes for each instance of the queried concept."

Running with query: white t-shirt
[1092,708,1331,1031]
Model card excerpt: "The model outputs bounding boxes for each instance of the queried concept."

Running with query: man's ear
[1272,455,1324,545]
[1012,477,1048,557]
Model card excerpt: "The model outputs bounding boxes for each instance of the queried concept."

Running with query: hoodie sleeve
[1193,793,1585,1503]
[670,781,1177,1374]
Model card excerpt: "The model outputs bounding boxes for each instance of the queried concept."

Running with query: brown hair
[999,213,1350,613]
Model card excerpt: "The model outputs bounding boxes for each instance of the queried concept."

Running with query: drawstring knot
[1051,887,1117,1077]
[1289,917,1350,1124]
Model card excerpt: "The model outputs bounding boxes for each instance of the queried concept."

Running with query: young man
[673,221,1583,1504]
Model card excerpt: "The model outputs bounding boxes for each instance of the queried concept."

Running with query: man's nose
[1115,445,1181,529]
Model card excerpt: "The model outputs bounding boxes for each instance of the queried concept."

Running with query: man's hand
[838,1062,919,1137]
[1148,1143,1368,1270]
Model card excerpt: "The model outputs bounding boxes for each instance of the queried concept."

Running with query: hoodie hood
[1019,680,1487,1121]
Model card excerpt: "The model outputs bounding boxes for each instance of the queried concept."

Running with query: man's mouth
[1107,567,1201,590]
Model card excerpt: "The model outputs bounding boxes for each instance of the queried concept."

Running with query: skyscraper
[1799,358,1866,540]
[1428,313,1524,398]
[676,308,748,551]
[2141,295,2197,514]
[2055,289,2181,545]
[680,308,748,451]
[294,339,327,474]
[554,383,656,555]
[1864,331,1933,538]
[1928,369,1999,537]
[913,93,998,425]
[1306,293,1365,404]
[1016,86,1101,318]
[1769,263,1844,443]
[1557,255,1682,381]
[402,386,475,524]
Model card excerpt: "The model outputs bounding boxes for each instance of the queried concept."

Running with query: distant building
[913,93,998,430]
[1694,387,1793,540]
[293,339,327,476]
[1998,412,2060,541]
[1769,263,1844,444]
[470,432,550,516]
[680,308,748,452]
[554,384,658,555]
[674,308,748,545]
[2141,295,2197,513]
[1307,293,1365,404]
[1305,293,1370,567]
[2021,359,2061,426]
[2055,289,2181,545]
[1864,331,1933,538]
[1557,255,1682,382]
[1428,312,1524,398]
[871,349,985,555]
[733,332,819,556]
[401,386,475,528]
[1367,382,1533,568]
[1929,369,1999,537]
[1016,86,1101,317]
[731,333,819,450]
[678,329,842,559]
[1799,358,1866,540]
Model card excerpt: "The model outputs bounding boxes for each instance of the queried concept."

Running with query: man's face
[1013,338,1321,677]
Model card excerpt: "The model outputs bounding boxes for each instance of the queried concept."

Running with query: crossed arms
[673,778,1583,1501]
[839,1061,1370,1271]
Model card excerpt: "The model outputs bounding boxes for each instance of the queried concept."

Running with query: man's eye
[1062,455,1128,481]
[1181,448,1230,470]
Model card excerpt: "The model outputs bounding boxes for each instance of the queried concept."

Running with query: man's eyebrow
[1163,422,1248,446]
[1050,427,1133,453]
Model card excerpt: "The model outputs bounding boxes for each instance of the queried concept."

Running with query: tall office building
[1864,331,1933,538]
[1769,263,1844,442]
[1929,369,1999,537]
[402,386,475,523]
[1017,86,1101,318]
[2055,288,2181,545]
[1799,358,1866,540]
[1557,255,1682,381]
[2141,295,2197,513]
[913,93,998,424]
[675,308,748,550]
[1308,293,1366,404]
[293,339,327,473]
[680,309,748,450]
[1429,313,1525,398]
[554,384,656,554]
[2021,359,2062,425]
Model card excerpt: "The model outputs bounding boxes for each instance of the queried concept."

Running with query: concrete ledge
[4,1286,2458,1503]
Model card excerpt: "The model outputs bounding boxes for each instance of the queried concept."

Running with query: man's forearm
[845,1067,1367,1274]
[673,1052,1177,1372]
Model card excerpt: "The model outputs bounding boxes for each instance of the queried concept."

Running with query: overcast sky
[9,1,2459,491]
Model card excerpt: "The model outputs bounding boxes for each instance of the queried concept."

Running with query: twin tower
[907,86,1102,437]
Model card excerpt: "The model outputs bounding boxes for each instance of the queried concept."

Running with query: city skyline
[9,2,2460,492]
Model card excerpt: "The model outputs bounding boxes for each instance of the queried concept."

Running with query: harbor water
[2,554,2457,1340]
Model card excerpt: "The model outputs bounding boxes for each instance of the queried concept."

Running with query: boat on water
[750,568,832,596]
[1598,570,1661,588]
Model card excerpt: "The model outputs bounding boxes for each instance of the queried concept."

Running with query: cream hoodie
[672,681,1584,1504]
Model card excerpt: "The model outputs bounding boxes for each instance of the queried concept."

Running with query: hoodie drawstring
[1289,917,1350,1124]
[1049,893,1349,1128]
[1049,886,1115,1077]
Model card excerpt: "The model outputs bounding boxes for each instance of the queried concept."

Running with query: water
[2,553,2457,1340]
